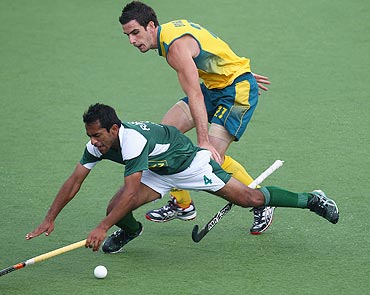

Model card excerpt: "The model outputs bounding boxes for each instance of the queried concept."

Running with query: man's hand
[25,220,55,240]
[198,141,222,164]
[252,73,270,94]
[86,226,108,252]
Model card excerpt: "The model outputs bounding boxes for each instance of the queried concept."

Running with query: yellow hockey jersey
[157,20,251,89]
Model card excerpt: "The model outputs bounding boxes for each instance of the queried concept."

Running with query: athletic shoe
[307,190,339,224]
[145,197,197,222]
[102,222,143,254]
[249,206,275,235]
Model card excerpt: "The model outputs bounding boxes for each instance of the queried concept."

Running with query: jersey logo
[130,121,151,131]
[203,175,213,185]
[149,160,167,169]
[172,20,185,27]
[129,121,163,131]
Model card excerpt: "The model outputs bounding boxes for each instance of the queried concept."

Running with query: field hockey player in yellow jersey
[119,1,274,234]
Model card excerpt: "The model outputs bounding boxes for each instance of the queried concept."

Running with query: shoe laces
[250,207,265,224]
[163,199,178,211]
[308,195,327,216]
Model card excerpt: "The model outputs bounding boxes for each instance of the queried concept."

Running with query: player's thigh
[161,101,194,133]
[215,177,264,207]
[208,123,234,159]
[137,183,162,204]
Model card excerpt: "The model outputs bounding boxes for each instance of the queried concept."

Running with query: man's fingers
[93,240,102,252]
[25,223,54,240]
[258,79,270,85]
[210,149,222,164]
[258,83,269,91]
[253,73,269,79]
[86,235,104,252]
[25,230,40,240]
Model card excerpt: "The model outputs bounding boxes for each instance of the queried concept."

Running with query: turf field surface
[1,0,369,294]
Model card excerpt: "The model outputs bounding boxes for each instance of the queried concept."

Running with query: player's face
[122,20,156,53]
[85,121,118,154]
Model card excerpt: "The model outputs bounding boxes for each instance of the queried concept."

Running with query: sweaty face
[122,20,155,53]
[85,121,118,154]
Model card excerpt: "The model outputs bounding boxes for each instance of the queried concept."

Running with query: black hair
[119,1,159,27]
[82,103,121,132]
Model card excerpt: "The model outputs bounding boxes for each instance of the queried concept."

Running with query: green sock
[115,211,140,234]
[259,186,312,208]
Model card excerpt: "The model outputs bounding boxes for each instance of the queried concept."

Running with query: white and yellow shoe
[145,197,197,222]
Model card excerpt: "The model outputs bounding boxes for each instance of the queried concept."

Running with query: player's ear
[147,21,156,31]
[110,124,119,135]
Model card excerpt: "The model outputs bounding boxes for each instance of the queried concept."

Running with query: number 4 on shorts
[203,175,213,185]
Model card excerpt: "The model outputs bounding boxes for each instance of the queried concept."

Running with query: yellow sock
[222,155,256,186]
[170,189,192,208]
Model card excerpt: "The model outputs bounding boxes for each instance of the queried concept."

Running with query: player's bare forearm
[86,174,143,251]
[187,97,221,163]
[187,96,210,143]
[26,163,89,240]
[25,180,80,240]
[167,39,221,162]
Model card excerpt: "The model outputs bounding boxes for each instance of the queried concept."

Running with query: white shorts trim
[140,150,226,197]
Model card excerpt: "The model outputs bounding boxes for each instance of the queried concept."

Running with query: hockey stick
[192,160,284,243]
[0,239,86,277]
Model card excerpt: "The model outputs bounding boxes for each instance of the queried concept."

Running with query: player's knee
[241,188,264,208]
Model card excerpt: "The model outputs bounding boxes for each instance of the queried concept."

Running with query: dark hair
[119,1,159,27]
[83,103,121,132]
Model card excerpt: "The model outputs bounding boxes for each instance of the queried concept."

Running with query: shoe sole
[327,199,339,224]
[250,207,275,235]
[250,218,273,235]
[145,213,197,222]
[177,212,197,221]
[145,214,176,223]
[103,247,125,254]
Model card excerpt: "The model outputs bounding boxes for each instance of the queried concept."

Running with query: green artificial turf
[1,0,369,294]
